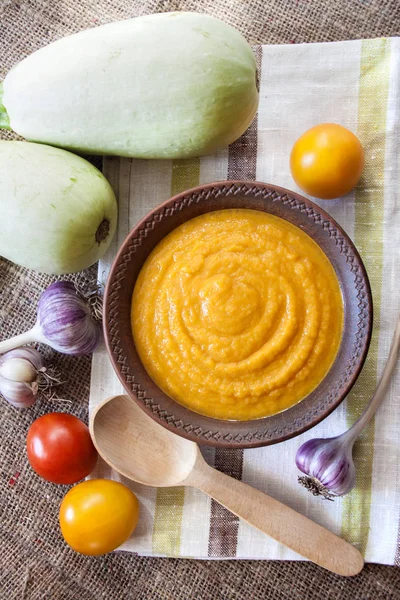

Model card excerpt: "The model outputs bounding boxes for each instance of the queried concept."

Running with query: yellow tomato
[290,123,364,199]
[59,479,139,555]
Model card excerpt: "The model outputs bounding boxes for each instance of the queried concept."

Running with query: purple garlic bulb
[296,435,357,500]
[0,281,101,356]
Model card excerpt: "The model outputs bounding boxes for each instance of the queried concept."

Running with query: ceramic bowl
[103,181,372,448]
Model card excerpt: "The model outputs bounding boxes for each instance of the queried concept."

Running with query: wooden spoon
[89,394,364,576]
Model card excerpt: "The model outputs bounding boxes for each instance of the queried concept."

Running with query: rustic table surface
[1,1,400,599]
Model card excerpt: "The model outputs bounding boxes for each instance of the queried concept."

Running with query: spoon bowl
[90,394,198,487]
[89,394,364,576]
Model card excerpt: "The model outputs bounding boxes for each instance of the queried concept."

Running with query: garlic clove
[0,374,38,408]
[0,347,45,371]
[0,347,45,408]
[0,357,37,383]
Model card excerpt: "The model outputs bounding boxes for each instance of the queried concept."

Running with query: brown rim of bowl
[104,180,373,449]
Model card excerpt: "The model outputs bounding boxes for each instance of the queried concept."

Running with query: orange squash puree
[131,209,343,420]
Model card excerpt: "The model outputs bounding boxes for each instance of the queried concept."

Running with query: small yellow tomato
[290,123,364,199]
[59,479,139,556]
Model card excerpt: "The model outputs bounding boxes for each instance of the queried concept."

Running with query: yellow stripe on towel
[341,38,391,556]
[151,157,200,556]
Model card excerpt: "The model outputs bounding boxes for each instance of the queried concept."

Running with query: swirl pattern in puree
[131,209,343,420]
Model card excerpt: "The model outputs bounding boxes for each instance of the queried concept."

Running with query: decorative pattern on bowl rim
[104,181,372,448]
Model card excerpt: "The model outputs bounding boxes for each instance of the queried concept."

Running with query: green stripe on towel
[151,157,200,556]
[341,38,391,556]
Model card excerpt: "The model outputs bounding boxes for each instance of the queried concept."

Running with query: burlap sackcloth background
[1,1,400,599]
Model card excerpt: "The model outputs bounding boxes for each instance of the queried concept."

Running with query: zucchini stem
[0,81,11,130]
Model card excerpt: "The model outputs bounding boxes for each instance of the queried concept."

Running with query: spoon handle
[190,460,363,576]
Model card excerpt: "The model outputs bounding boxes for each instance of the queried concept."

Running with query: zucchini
[1,13,258,159]
[0,141,117,274]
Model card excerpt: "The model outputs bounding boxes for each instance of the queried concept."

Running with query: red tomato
[26,413,98,484]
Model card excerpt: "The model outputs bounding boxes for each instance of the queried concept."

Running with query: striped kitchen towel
[89,38,400,564]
